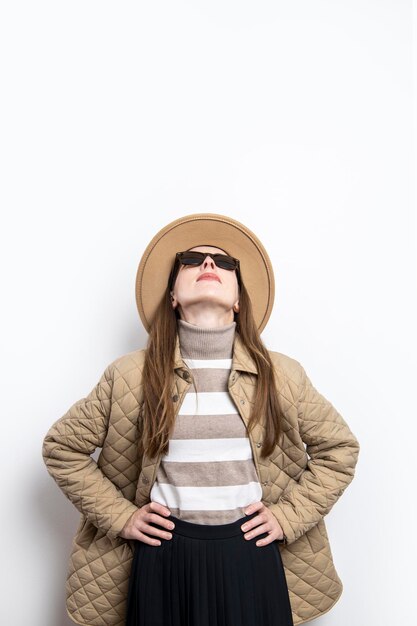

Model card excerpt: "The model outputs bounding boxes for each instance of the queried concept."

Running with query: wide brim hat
[135,213,275,334]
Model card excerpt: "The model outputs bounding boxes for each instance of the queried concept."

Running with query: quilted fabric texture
[42,333,360,626]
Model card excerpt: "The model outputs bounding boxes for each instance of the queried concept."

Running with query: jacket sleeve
[268,362,360,546]
[41,361,139,540]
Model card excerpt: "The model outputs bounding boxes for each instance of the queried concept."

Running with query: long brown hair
[140,249,285,461]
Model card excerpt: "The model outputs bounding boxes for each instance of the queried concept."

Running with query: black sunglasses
[176,250,240,271]
[169,250,241,289]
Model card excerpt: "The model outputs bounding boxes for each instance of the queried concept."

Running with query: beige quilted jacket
[42,332,360,626]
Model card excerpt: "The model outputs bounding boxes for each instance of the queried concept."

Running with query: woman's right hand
[119,501,175,546]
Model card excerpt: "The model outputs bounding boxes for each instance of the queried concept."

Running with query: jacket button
[240,399,245,404]
[256,442,262,447]
[142,476,149,484]
[172,394,179,402]
[263,481,268,486]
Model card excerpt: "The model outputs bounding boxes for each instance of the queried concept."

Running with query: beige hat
[135,213,275,334]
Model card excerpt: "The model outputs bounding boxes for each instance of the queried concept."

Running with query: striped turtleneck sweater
[149,318,263,524]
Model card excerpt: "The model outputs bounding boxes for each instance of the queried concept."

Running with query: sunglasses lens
[180,253,202,266]
[215,256,236,270]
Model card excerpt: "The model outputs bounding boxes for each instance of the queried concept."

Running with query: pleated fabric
[125,511,294,626]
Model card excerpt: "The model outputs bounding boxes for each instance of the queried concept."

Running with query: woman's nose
[203,256,215,268]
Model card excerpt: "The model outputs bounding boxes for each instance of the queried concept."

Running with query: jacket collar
[173,328,258,375]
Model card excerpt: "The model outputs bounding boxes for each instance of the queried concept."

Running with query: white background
[1,1,416,625]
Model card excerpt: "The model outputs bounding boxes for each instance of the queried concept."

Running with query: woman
[42,213,360,626]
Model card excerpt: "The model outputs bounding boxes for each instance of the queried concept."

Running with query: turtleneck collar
[177,318,236,360]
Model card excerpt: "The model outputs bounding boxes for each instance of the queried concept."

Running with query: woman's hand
[119,501,175,546]
[240,501,284,546]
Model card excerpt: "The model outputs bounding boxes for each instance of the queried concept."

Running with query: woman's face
[170,245,240,326]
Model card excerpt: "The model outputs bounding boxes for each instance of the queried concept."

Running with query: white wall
[1,1,415,624]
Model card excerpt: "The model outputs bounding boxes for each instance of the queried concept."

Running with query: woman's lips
[197,274,221,282]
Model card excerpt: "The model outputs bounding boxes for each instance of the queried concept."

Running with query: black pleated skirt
[125,511,294,626]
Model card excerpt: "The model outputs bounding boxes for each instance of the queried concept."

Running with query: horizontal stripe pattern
[149,318,262,524]
[174,391,238,416]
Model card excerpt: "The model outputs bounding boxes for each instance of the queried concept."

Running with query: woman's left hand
[240,501,284,546]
